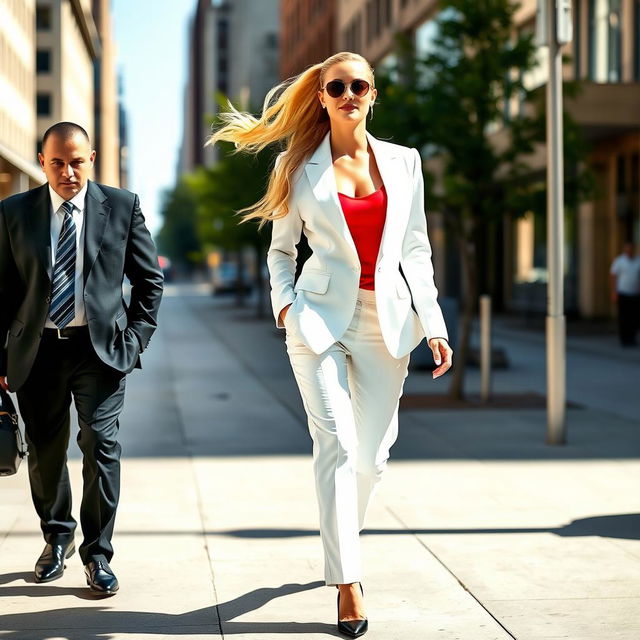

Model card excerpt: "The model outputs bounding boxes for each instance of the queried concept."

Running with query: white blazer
[267,131,448,359]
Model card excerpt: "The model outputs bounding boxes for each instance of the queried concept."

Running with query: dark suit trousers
[16,329,126,564]
[617,294,640,346]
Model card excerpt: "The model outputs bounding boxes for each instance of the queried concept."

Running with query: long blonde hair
[207,51,374,226]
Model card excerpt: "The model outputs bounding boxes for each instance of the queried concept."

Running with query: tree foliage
[186,140,276,313]
[370,0,592,399]
[156,179,202,269]
[185,141,273,252]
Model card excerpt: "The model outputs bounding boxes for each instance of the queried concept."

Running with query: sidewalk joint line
[385,505,518,639]
[162,318,225,638]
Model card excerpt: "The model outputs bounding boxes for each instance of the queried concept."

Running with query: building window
[36,5,51,30]
[218,19,228,51]
[36,49,51,73]
[36,93,51,116]
[345,13,363,52]
[366,0,384,41]
[588,0,622,82]
[382,0,392,26]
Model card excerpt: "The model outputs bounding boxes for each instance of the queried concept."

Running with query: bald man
[0,122,163,594]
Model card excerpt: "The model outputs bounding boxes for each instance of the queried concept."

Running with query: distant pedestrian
[209,52,452,637]
[0,122,163,594]
[610,241,640,346]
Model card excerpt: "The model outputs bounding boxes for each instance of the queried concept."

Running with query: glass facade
[588,0,622,82]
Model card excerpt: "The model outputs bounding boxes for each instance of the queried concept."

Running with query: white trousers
[285,288,410,585]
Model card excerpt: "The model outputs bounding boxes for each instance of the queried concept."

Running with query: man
[0,122,163,594]
[610,241,640,347]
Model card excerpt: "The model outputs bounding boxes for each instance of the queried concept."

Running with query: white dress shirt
[610,254,640,296]
[45,183,88,327]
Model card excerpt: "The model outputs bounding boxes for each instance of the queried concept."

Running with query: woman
[209,51,452,638]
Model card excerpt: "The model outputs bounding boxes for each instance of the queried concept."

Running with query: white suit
[267,132,448,585]
[268,132,448,353]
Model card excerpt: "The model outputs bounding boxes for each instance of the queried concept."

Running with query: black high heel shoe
[337,583,368,638]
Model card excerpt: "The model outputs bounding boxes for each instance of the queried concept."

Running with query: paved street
[1,283,639,639]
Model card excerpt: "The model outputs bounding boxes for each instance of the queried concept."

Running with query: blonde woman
[209,52,452,638]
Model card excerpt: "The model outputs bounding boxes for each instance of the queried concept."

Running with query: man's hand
[0,376,8,391]
[428,338,453,379]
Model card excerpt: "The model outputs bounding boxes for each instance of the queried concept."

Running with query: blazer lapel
[305,132,358,256]
[366,132,411,265]
[83,181,111,283]
[26,185,53,280]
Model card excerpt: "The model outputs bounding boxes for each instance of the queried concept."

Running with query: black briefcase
[0,387,27,476]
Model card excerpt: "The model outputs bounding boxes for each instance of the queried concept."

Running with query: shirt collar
[48,182,89,215]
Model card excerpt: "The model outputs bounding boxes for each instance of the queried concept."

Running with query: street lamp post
[537,0,572,444]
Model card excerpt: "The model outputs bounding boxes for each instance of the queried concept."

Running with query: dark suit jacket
[0,181,164,391]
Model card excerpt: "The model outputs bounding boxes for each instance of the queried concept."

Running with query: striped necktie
[49,201,77,328]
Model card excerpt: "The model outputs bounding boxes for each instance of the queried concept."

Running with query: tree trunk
[234,250,246,308]
[448,232,478,400]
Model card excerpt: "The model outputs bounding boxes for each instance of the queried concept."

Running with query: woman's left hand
[428,338,453,379]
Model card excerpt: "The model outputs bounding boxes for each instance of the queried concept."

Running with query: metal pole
[546,0,567,444]
[480,295,492,402]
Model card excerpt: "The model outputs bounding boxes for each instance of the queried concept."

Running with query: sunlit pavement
[2,282,639,639]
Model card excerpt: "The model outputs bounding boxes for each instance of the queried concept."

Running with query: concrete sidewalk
[1,284,639,639]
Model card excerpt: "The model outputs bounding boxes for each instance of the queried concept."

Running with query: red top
[338,185,387,290]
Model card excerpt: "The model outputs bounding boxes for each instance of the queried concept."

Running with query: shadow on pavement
[0,580,343,638]
[217,512,640,542]
[6,514,639,543]
[0,571,35,585]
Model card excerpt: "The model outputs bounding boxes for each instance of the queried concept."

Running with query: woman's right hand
[279,304,292,325]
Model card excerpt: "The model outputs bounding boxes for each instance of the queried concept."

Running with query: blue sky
[112,0,194,235]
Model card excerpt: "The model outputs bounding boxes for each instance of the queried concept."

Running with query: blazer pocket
[295,270,331,295]
[9,320,24,337]
[396,280,411,299]
[101,236,127,252]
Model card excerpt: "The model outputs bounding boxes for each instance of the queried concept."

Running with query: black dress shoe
[337,583,368,638]
[84,560,119,595]
[34,540,75,583]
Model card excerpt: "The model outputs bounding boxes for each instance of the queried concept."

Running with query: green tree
[186,141,275,313]
[371,0,591,400]
[157,179,203,273]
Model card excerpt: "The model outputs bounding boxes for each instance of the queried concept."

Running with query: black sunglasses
[322,79,371,99]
